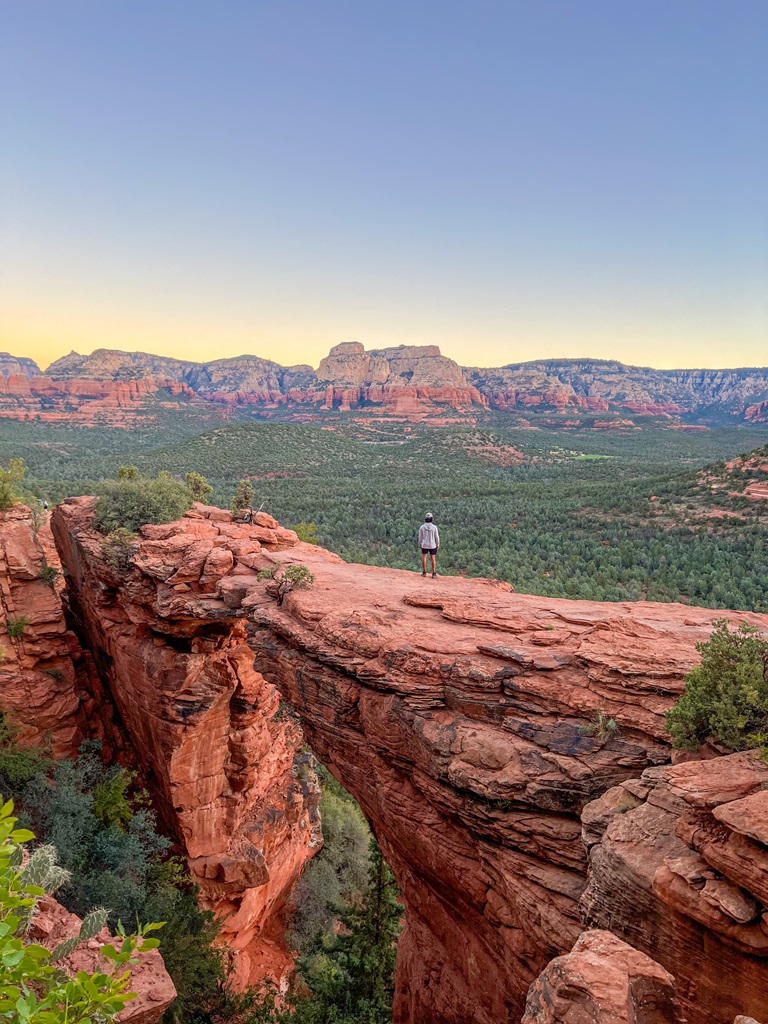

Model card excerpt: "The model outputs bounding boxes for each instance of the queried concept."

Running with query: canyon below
[2,496,768,1023]
[2,342,768,427]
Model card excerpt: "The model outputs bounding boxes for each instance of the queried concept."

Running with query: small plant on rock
[38,559,61,589]
[257,562,316,606]
[579,710,619,742]
[101,528,138,571]
[6,616,30,640]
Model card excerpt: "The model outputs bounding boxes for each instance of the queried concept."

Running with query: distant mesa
[2,341,768,426]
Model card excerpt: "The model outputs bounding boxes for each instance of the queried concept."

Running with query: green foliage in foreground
[94,472,193,533]
[0,724,225,1024]
[0,458,26,511]
[666,619,768,752]
[0,797,161,1024]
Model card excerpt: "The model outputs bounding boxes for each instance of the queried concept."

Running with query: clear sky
[1,1,766,371]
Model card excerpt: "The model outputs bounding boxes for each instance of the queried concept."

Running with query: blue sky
[1,0,766,369]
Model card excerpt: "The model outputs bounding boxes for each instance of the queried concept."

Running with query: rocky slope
[49,501,768,1023]
[582,752,768,1023]
[51,499,320,990]
[4,343,768,424]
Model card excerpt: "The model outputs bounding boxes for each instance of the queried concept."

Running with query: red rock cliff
[50,500,768,1023]
[51,499,320,990]
[0,506,87,756]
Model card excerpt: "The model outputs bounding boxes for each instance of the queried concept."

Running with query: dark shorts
[421,547,437,555]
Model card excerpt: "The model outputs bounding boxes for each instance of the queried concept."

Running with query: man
[418,513,440,578]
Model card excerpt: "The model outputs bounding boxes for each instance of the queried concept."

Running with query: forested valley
[2,414,767,612]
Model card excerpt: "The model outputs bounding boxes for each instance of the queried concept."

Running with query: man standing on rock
[418,513,440,578]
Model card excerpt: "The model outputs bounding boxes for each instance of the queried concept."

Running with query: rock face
[49,501,768,1024]
[51,499,320,989]
[522,930,684,1024]
[0,506,86,756]
[467,360,768,422]
[5,345,768,424]
[581,751,768,1024]
[29,894,176,1024]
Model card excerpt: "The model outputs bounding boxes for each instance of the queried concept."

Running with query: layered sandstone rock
[6,344,768,423]
[522,930,684,1024]
[0,506,86,756]
[28,894,176,1024]
[50,501,768,1023]
[581,752,768,1024]
[51,499,319,989]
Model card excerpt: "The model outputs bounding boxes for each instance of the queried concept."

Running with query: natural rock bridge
[48,498,768,1024]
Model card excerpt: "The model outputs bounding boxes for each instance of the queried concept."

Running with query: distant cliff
[2,343,768,425]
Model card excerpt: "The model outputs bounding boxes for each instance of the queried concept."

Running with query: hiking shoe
[431,572,437,578]
[421,570,427,577]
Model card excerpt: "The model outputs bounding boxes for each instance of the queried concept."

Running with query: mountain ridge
[2,342,768,425]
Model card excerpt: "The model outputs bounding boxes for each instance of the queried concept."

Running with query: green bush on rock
[666,619,768,752]
[95,473,193,534]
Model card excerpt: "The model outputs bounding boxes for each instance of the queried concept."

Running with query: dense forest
[3,415,767,612]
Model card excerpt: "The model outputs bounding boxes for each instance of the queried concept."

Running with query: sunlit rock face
[51,498,320,990]
[50,498,768,1023]
[7,343,768,424]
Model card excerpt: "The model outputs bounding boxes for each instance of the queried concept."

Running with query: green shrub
[257,563,315,606]
[184,472,213,502]
[95,474,193,534]
[6,616,30,640]
[0,458,26,511]
[666,619,768,751]
[0,798,161,1024]
[38,560,61,589]
[290,522,320,545]
[101,528,138,571]
[117,465,140,480]
[579,710,619,742]
[230,479,255,516]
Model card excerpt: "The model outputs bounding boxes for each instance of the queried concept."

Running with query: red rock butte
[3,344,768,425]
[11,497,758,1024]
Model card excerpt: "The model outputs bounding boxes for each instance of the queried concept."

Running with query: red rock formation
[522,930,684,1024]
[0,506,86,756]
[745,400,768,423]
[28,894,176,1024]
[581,751,768,1024]
[50,501,768,1023]
[51,500,319,989]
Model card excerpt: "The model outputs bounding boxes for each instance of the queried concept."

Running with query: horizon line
[4,343,768,377]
